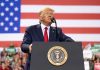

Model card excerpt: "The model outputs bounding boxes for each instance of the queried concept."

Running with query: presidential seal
[47,46,68,66]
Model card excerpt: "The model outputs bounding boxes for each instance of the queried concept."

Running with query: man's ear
[39,12,45,21]
[39,16,43,21]
[39,15,45,21]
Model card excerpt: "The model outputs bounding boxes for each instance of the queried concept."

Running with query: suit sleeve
[21,27,32,53]
[58,28,74,42]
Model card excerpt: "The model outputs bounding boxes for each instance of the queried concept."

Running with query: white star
[10,12,14,16]
[14,7,18,11]
[9,22,13,26]
[10,2,14,6]
[0,22,4,26]
[1,2,5,6]
[5,17,9,21]
[5,7,9,11]
[5,27,9,31]
[14,27,18,31]
[14,17,18,21]
[15,0,18,1]
[5,0,9,2]
[0,12,5,16]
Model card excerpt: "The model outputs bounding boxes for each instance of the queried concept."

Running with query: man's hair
[39,7,54,16]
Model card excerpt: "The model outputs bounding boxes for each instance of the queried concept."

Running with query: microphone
[51,17,56,23]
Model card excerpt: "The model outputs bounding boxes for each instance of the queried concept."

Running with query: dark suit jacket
[21,24,74,70]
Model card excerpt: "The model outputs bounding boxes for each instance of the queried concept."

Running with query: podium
[30,42,84,70]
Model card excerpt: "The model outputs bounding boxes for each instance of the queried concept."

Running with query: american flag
[0,0,20,33]
[0,0,100,47]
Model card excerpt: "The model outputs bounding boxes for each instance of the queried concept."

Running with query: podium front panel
[30,42,84,70]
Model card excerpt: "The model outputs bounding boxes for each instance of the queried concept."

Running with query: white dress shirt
[41,23,50,39]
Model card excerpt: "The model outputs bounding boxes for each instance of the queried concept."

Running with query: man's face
[40,10,54,26]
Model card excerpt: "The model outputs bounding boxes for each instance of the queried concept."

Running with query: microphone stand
[51,18,59,41]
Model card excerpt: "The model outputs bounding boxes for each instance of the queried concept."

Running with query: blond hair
[39,7,54,16]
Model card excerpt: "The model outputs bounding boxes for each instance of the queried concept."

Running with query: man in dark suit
[21,8,74,70]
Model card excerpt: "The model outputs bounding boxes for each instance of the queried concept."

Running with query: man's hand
[29,44,32,53]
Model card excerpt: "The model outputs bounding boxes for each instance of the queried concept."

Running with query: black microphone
[51,17,56,23]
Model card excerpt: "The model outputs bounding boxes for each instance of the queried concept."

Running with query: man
[21,8,74,70]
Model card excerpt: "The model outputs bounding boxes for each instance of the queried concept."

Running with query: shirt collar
[41,23,50,30]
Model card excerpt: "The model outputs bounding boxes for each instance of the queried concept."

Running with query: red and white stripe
[0,0,100,47]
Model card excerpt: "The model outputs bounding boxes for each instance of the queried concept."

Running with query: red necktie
[44,27,48,42]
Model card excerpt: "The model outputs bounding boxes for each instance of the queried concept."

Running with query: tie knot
[45,27,48,30]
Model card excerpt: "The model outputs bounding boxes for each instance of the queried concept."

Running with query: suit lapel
[49,27,56,41]
[36,24,44,41]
